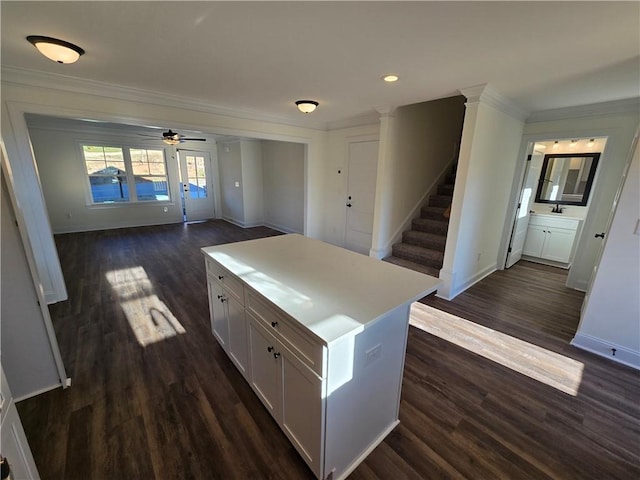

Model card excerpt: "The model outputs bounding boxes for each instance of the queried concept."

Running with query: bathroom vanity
[202,234,440,480]
[522,213,582,267]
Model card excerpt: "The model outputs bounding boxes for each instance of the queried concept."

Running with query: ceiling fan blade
[182,138,207,142]
[136,133,161,138]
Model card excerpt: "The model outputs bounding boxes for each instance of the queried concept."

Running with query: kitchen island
[202,234,440,480]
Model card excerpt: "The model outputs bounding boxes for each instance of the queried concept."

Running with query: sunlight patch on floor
[106,266,186,346]
[410,302,584,396]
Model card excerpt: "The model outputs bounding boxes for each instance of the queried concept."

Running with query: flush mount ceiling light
[295,100,319,113]
[587,138,595,147]
[27,35,85,64]
[383,74,399,82]
[553,141,560,149]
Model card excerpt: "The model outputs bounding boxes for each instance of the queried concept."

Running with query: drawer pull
[595,232,606,239]
[273,352,281,359]
[271,321,278,328]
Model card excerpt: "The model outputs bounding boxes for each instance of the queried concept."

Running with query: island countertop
[202,234,441,344]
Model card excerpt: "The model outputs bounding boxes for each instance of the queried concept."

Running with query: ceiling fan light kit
[160,129,206,145]
[295,100,319,113]
[27,35,85,64]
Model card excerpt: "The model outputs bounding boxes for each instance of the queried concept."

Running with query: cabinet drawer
[207,259,244,303]
[247,291,324,377]
[529,215,579,231]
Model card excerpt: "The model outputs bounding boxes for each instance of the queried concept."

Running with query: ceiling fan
[139,129,207,145]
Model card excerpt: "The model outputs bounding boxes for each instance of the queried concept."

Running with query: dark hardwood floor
[17,221,640,479]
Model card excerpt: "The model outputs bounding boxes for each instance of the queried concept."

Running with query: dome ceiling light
[27,35,85,64]
[295,100,319,113]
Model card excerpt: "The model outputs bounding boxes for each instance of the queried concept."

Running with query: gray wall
[26,122,185,233]
[218,139,304,233]
[262,140,305,233]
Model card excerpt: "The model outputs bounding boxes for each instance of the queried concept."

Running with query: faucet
[551,203,564,213]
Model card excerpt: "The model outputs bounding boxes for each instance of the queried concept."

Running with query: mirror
[535,153,600,206]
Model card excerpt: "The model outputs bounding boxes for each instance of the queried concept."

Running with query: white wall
[27,123,187,233]
[325,124,380,246]
[1,170,62,399]
[521,110,639,291]
[572,136,639,368]
[262,140,305,233]
[370,96,466,257]
[440,86,525,299]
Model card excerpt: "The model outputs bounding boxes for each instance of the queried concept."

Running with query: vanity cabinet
[202,234,440,480]
[523,214,581,265]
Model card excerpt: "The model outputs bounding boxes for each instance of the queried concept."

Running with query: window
[185,154,208,199]
[82,145,170,204]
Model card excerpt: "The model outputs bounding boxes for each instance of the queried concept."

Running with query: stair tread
[383,256,440,277]
[403,230,446,249]
[393,242,444,260]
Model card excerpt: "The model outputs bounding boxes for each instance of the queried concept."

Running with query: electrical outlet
[365,344,382,366]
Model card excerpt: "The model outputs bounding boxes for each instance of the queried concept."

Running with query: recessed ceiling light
[383,74,399,83]
[27,35,85,64]
[295,100,319,113]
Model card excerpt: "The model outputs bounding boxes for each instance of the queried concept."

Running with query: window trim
[78,142,175,208]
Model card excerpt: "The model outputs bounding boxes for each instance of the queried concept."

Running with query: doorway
[177,150,215,222]
[505,137,609,288]
[344,140,379,255]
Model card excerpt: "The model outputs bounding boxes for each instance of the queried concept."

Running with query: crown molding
[1,66,329,131]
[526,97,640,123]
[460,83,529,122]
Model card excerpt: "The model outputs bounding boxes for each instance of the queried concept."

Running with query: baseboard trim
[52,219,182,234]
[14,382,62,402]
[437,263,496,301]
[571,333,640,370]
[262,221,299,234]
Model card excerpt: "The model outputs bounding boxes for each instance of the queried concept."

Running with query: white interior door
[345,141,379,255]
[178,150,215,222]
[505,149,543,268]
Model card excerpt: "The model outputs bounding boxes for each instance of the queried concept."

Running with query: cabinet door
[248,317,281,421]
[227,294,249,379]
[281,347,324,479]
[542,228,575,262]
[523,225,546,257]
[208,280,228,349]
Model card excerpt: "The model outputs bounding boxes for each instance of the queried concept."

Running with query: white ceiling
[2,1,639,129]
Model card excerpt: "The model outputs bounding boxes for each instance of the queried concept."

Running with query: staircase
[384,169,455,277]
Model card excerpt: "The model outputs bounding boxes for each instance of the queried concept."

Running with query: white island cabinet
[202,234,441,480]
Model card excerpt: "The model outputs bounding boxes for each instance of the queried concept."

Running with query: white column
[370,106,397,259]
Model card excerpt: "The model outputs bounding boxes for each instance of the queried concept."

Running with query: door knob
[595,232,606,239]
[346,203,352,208]
[267,346,274,352]
[273,352,281,359]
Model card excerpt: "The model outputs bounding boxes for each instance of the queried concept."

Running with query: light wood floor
[16,221,640,479]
